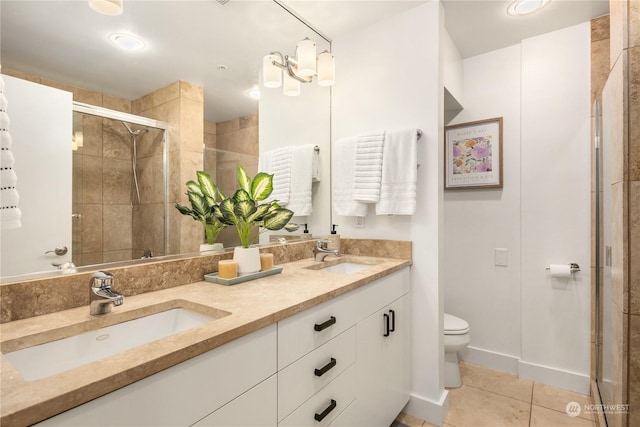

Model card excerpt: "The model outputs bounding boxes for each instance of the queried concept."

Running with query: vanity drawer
[278,291,357,368]
[279,364,356,427]
[278,326,356,421]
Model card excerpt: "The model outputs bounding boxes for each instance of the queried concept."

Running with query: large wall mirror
[0,0,331,280]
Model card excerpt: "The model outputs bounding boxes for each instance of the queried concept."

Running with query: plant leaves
[197,171,217,200]
[237,165,251,194]
[251,172,273,201]
[188,192,208,217]
[218,198,239,225]
[233,189,251,202]
[234,200,256,220]
[263,208,294,230]
[284,223,300,232]
[174,203,192,216]
[212,205,234,226]
[186,180,203,197]
[247,204,270,223]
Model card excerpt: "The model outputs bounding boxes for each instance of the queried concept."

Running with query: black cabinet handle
[314,399,337,422]
[389,309,396,333]
[314,316,336,332]
[314,357,337,377]
[383,313,390,337]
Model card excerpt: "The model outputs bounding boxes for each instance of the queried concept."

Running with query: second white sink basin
[4,306,225,381]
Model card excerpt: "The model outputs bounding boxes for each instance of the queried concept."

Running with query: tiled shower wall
[203,113,259,248]
[593,1,640,427]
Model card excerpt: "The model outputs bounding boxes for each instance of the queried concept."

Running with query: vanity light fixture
[108,33,146,51]
[263,37,335,97]
[72,131,83,151]
[88,0,123,16]
[507,0,550,16]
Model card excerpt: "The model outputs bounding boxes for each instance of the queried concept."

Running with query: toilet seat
[444,313,469,335]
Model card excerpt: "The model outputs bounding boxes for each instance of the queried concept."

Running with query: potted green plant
[213,165,298,274]
[175,171,227,252]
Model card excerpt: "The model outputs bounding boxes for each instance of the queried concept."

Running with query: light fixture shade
[74,131,84,148]
[296,38,317,77]
[283,72,301,96]
[317,51,335,87]
[263,55,282,88]
[88,0,123,16]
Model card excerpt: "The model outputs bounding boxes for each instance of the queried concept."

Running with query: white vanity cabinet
[36,324,277,427]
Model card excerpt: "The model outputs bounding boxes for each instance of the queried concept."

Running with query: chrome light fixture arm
[269,51,312,84]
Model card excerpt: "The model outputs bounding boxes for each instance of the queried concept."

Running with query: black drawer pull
[383,313,390,337]
[314,357,337,377]
[314,316,336,332]
[389,309,396,333]
[314,399,337,422]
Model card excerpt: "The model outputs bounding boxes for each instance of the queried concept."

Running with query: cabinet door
[355,295,410,427]
[191,375,277,426]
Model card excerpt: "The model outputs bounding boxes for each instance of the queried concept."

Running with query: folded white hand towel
[333,136,367,217]
[259,147,292,206]
[287,144,315,216]
[353,130,385,203]
[376,129,418,215]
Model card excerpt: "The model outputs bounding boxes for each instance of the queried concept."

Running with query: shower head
[121,121,148,136]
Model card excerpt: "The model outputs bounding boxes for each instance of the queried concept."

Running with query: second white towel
[353,131,385,203]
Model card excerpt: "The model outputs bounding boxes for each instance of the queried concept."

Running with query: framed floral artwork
[444,117,503,190]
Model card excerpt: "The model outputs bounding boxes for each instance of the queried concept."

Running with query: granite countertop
[0,255,411,427]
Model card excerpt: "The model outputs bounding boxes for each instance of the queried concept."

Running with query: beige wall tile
[180,98,204,153]
[204,132,217,149]
[103,250,133,263]
[168,151,182,203]
[102,158,131,205]
[102,94,131,113]
[132,203,165,254]
[179,150,204,198]
[216,130,239,152]
[152,81,180,107]
[180,81,204,103]
[81,204,103,253]
[137,154,164,204]
[629,46,640,180]
[146,99,180,152]
[132,92,153,115]
[239,126,259,156]
[82,156,103,205]
[240,113,258,129]
[630,181,640,313]
[73,87,102,105]
[611,181,629,311]
[81,251,104,266]
[630,0,640,48]
[81,114,104,157]
[135,127,164,159]
[2,69,41,83]
[204,120,217,135]
[72,154,83,205]
[39,78,75,94]
[610,0,628,67]
[103,204,132,251]
[592,14,610,43]
[217,118,239,134]
[103,119,131,160]
[592,38,611,105]
[609,53,628,184]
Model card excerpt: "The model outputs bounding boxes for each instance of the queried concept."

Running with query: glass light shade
[88,0,123,16]
[263,55,282,88]
[74,131,84,148]
[317,51,335,87]
[283,72,301,96]
[296,38,317,77]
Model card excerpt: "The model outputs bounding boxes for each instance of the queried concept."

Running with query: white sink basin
[4,307,221,381]
[319,262,372,274]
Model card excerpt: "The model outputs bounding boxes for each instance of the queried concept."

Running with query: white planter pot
[200,243,224,253]
[233,247,261,275]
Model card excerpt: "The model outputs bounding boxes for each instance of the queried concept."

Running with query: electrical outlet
[354,216,365,228]
[495,248,508,267]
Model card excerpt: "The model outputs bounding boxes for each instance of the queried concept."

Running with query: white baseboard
[403,390,449,426]
[460,346,590,395]
[519,360,591,395]
[461,345,520,376]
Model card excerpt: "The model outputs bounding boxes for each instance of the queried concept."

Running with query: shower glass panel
[71,111,166,266]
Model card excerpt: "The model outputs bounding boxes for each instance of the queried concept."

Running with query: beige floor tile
[460,362,534,403]
[444,385,530,427]
[532,383,594,421]
[396,412,425,427]
[530,405,596,427]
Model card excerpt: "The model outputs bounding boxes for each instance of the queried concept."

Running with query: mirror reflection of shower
[121,121,148,212]
[71,109,167,267]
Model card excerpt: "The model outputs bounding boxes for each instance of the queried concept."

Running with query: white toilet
[444,313,471,388]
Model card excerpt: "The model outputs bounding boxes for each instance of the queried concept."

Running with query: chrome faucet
[89,271,123,315]
[313,239,340,262]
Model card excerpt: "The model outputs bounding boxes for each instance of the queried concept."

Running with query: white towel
[259,147,292,205]
[332,136,368,217]
[353,130,385,203]
[287,144,315,216]
[312,149,321,182]
[376,129,418,215]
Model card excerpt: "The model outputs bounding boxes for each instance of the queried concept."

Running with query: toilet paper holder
[545,263,580,273]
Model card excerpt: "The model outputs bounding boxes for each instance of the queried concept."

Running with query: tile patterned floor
[395,362,597,427]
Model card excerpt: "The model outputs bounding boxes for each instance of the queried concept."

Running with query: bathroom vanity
[0,249,411,427]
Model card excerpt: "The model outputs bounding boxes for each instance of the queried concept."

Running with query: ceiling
[1,1,610,123]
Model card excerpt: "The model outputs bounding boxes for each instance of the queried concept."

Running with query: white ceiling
[1,1,610,123]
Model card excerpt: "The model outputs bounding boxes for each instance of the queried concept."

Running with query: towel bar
[417,129,423,140]
[314,145,320,153]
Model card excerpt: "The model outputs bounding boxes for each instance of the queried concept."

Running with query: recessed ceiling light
[108,33,146,51]
[507,0,550,16]
[88,0,123,16]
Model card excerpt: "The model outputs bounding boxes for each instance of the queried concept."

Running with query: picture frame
[444,117,503,190]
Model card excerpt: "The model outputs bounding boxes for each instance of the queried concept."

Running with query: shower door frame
[72,102,170,258]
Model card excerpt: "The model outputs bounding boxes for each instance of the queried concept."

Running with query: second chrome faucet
[89,271,123,315]
[313,239,341,262]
